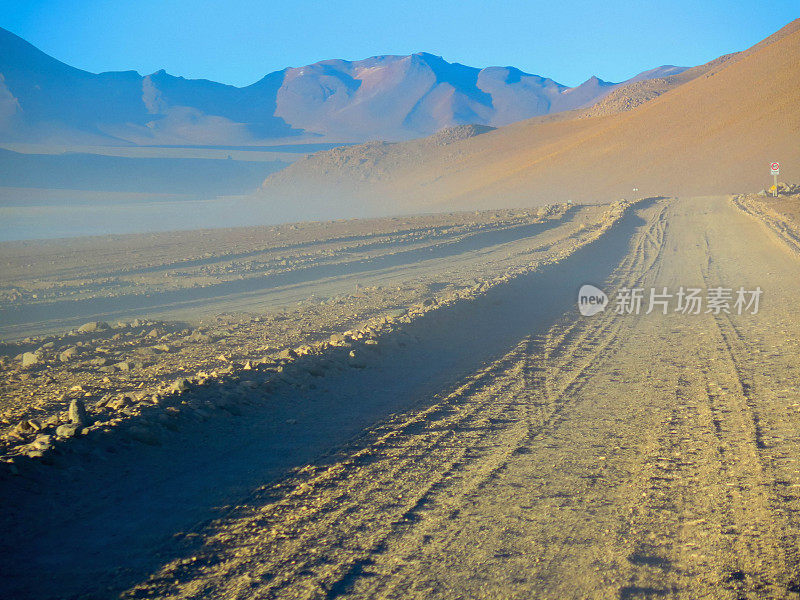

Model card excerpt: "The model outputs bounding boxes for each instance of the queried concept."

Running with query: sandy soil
[2,194,800,599]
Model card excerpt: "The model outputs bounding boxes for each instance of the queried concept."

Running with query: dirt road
[3,196,800,599]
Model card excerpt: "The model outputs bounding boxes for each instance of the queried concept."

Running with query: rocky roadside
[0,199,634,475]
[732,184,800,254]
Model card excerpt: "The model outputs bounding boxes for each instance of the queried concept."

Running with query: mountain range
[257,18,800,215]
[0,26,686,145]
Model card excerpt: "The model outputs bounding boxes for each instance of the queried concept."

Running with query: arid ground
[1,191,800,599]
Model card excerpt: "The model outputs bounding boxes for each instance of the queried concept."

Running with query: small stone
[21,352,39,367]
[77,321,109,333]
[170,378,191,393]
[59,347,78,362]
[31,434,53,451]
[68,399,87,425]
[108,396,133,411]
[56,423,80,438]
[42,414,61,427]
[12,419,34,435]
[151,344,171,353]
[243,361,253,370]
[113,361,133,372]
[278,348,298,360]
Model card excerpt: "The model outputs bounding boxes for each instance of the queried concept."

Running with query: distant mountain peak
[0,27,689,145]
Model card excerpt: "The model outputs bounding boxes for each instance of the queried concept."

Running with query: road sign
[770,162,780,197]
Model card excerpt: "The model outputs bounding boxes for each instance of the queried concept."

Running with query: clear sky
[1,0,797,87]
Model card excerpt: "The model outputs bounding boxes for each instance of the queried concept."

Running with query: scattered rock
[12,419,35,436]
[59,347,78,362]
[42,414,61,428]
[278,348,298,360]
[108,396,133,411]
[55,423,80,438]
[21,352,40,368]
[113,361,133,372]
[170,378,191,393]
[68,399,87,425]
[77,321,109,333]
[30,434,53,452]
[329,333,347,344]
[187,331,212,343]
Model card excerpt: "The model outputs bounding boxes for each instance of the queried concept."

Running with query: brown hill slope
[259,19,800,216]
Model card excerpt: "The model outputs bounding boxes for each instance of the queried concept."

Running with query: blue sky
[1,1,797,87]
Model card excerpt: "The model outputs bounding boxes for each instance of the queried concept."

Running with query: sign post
[770,162,780,197]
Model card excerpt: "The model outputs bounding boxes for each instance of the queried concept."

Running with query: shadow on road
[0,200,658,599]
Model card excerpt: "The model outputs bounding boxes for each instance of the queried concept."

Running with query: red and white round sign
[770,162,780,173]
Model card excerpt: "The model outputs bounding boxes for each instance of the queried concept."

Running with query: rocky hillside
[257,19,800,213]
